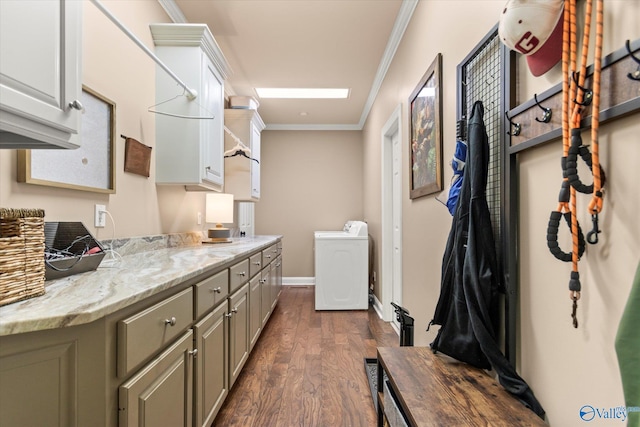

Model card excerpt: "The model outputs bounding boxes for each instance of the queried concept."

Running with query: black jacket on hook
[429,101,545,418]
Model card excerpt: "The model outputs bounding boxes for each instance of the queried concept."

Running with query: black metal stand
[391,302,414,346]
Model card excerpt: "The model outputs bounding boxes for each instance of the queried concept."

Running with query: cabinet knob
[231,307,238,314]
[253,261,261,266]
[237,271,246,277]
[189,349,198,357]
[225,312,233,318]
[265,255,271,259]
[212,287,222,293]
[68,100,84,111]
[164,317,177,326]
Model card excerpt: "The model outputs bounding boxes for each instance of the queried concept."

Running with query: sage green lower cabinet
[0,238,281,427]
[118,329,195,427]
[260,267,272,327]
[249,274,262,351]
[229,283,250,387]
[193,302,228,427]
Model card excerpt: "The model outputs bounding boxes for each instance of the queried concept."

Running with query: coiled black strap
[547,211,586,262]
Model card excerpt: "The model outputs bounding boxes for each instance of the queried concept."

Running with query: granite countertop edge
[0,235,281,336]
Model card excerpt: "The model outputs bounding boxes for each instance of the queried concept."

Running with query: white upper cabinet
[150,24,231,191]
[0,0,82,149]
[224,109,265,201]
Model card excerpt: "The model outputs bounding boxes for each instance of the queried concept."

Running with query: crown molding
[157,0,187,23]
[264,124,362,131]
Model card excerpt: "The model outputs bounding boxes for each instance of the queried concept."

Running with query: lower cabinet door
[260,268,272,327]
[229,283,249,388]
[249,274,262,351]
[119,330,194,427]
[193,302,228,427]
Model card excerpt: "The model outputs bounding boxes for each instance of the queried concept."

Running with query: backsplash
[101,232,204,257]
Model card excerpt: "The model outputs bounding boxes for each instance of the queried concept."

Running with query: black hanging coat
[429,101,545,418]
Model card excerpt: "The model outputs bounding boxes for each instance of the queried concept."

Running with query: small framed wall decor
[17,85,116,193]
[409,53,443,200]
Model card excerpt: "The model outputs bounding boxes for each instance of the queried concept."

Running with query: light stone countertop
[0,235,281,336]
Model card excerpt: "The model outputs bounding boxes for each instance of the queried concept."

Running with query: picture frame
[17,85,116,193]
[409,53,443,199]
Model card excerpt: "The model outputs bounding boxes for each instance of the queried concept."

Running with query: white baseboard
[371,293,384,320]
[282,277,315,285]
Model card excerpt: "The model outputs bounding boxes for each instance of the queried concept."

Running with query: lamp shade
[206,193,234,224]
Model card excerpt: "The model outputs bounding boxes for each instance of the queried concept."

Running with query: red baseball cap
[498,0,565,77]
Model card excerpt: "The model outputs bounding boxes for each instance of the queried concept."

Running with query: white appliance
[314,221,369,310]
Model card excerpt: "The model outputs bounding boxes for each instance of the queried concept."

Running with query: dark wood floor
[213,286,399,426]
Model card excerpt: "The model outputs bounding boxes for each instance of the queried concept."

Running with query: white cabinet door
[250,123,261,199]
[151,24,230,191]
[0,0,82,148]
[223,109,265,201]
[201,55,224,188]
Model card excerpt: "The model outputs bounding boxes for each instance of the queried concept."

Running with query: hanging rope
[547,0,604,328]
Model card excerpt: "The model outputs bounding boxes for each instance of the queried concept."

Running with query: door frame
[380,104,402,323]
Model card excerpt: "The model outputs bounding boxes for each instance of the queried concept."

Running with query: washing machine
[314,220,369,310]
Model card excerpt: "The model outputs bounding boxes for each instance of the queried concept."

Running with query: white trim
[157,0,187,23]
[371,292,384,320]
[265,123,362,131]
[283,277,315,285]
[381,104,402,322]
[357,0,418,129]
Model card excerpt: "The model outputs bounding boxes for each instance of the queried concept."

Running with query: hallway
[213,286,398,426]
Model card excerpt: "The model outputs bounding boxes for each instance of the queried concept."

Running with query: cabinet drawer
[229,259,249,293]
[117,287,194,378]
[262,245,276,267]
[194,270,229,319]
[249,253,262,278]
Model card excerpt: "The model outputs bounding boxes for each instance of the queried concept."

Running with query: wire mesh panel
[459,30,504,261]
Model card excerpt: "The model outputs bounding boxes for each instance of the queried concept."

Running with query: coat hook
[534,94,552,123]
[572,72,593,106]
[625,40,640,81]
[505,111,521,136]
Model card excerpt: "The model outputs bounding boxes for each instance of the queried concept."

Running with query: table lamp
[204,193,234,243]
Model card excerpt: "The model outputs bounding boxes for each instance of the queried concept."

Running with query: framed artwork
[409,53,442,199]
[17,85,116,193]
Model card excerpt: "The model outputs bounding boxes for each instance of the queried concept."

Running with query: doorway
[381,105,402,330]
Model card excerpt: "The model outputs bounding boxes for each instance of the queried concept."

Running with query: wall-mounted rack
[507,38,640,154]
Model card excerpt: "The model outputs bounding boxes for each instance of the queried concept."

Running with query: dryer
[314,221,369,310]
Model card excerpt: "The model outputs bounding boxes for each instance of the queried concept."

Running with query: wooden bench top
[377,346,547,426]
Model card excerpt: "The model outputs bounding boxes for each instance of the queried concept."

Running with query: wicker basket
[0,208,46,307]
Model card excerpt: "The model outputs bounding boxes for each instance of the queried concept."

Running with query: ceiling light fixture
[255,88,350,99]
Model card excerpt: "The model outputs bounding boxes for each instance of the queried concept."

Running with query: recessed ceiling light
[255,88,350,99]
[300,112,308,116]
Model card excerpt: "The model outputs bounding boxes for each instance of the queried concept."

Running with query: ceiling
[167,0,416,130]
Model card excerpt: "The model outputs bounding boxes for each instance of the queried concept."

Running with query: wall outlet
[95,204,106,228]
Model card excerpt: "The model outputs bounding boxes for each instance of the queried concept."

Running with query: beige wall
[362,1,640,426]
[255,130,363,278]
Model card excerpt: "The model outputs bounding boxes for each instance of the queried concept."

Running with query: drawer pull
[212,287,222,294]
[237,271,246,277]
[253,261,261,266]
[189,349,198,357]
[231,307,238,314]
[272,249,278,253]
[225,312,233,318]
[164,317,177,326]
[265,255,272,259]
